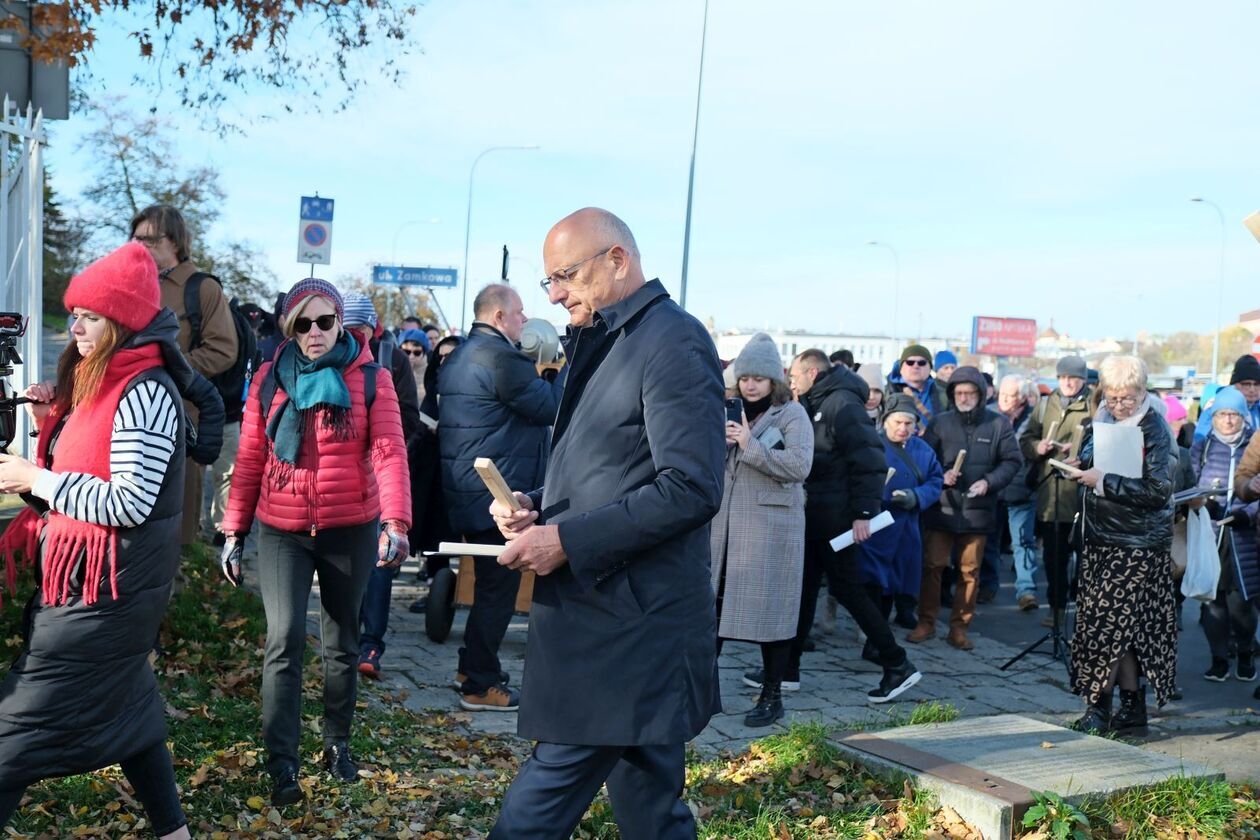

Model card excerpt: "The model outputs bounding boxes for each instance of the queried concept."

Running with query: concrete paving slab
[834,713,1224,840]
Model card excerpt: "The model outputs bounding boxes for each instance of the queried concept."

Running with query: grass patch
[0,542,1254,838]
[842,700,962,732]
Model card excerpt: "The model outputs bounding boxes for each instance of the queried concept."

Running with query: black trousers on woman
[0,741,186,835]
[258,520,377,774]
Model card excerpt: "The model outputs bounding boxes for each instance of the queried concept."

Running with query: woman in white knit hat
[709,333,814,726]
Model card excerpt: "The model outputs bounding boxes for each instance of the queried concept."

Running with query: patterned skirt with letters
[1070,543,1178,706]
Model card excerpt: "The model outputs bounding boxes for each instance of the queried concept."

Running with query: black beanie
[1231,355,1260,385]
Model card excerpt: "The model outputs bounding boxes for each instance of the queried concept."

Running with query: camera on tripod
[0,312,31,450]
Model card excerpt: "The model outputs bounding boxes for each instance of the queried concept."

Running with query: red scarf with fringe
[0,344,163,607]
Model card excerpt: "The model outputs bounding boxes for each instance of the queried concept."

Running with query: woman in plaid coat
[710,333,814,727]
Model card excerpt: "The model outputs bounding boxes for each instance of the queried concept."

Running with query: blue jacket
[1190,428,1260,601]
[521,280,724,746]
[437,323,559,534]
[859,434,943,596]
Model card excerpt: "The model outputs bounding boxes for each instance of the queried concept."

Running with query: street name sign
[372,266,458,288]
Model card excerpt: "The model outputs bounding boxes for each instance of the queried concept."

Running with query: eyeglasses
[902,358,930,367]
[131,234,166,247]
[539,247,613,292]
[402,348,427,357]
[294,314,337,334]
[1103,395,1138,408]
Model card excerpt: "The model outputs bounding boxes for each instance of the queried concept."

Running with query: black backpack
[184,272,262,423]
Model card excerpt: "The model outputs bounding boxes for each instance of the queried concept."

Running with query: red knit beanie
[64,242,161,332]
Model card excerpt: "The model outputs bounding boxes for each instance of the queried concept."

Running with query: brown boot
[907,622,936,643]
[946,627,974,651]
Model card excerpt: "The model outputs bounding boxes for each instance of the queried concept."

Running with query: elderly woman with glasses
[1059,355,1175,736]
[221,278,411,806]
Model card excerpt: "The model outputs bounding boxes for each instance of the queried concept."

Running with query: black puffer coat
[0,315,186,789]
[800,365,887,541]
[438,323,559,535]
[1078,401,1174,550]
[922,366,1022,534]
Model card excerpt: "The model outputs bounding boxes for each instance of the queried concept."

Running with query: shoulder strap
[260,360,380,422]
[888,440,925,484]
[183,271,206,349]
[363,362,379,409]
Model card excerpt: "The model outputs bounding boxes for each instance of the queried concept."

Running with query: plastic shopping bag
[1181,507,1220,602]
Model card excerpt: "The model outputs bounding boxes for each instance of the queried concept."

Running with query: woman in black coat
[0,243,192,838]
[1061,355,1176,737]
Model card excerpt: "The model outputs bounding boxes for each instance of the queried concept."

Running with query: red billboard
[970,316,1037,357]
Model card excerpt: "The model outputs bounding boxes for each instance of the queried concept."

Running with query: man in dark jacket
[887,343,950,422]
[486,208,723,840]
[910,366,1022,650]
[782,349,920,703]
[439,283,559,712]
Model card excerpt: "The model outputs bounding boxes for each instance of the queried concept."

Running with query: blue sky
[47,0,1260,341]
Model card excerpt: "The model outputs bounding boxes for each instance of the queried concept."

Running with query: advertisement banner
[970,316,1037,357]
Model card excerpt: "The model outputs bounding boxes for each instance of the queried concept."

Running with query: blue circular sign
[303,223,328,247]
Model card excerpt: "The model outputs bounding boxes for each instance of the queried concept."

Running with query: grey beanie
[1056,355,1087,378]
[733,333,785,383]
[883,393,919,419]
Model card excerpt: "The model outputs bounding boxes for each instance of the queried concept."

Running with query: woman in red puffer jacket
[220,277,410,807]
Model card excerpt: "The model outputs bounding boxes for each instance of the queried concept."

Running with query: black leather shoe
[1112,687,1148,735]
[270,764,303,806]
[744,686,784,727]
[1071,691,1112,736]
[323,742,359,782]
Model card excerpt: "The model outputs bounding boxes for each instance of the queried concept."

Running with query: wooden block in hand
[952,449,967,473]
[474,457,523,511]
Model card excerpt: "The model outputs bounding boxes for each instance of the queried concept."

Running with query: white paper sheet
[829,510,895,553]
[437,541,506,558]
[1093,423,1143,479]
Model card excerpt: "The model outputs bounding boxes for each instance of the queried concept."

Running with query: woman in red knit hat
[220,277,411,807]
[0,242,194,838]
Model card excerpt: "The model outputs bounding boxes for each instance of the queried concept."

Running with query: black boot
[744,684,784,727]
[1111,686,1148,735]
[270,763,303,806]
[1071,689,1112,735]
[323,741,359,782]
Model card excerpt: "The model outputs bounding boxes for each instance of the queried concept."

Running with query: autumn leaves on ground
[0,544,1256,838]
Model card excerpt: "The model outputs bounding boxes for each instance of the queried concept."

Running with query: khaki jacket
[1234,432,1260,501]
[1018,389,1092,523]
[159,261,237,379]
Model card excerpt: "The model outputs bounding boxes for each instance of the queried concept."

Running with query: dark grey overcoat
[519,280,725,746]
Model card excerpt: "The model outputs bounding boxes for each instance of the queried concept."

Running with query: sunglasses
[903,358,930,367]
[402,348,427,357]
[294,314,337,334]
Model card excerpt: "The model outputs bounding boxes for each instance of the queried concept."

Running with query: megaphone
[520,318,562,364]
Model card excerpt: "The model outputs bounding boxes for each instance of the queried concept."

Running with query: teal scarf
[266,332,359,472]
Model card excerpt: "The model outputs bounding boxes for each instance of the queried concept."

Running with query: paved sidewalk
[311,560,1087,756]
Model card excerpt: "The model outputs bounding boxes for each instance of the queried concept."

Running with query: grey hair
[1098,355,1148,393]
[999,374,1037,401]
[473,283,520,322]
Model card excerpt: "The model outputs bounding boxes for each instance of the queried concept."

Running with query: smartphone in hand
[724,398,743,425]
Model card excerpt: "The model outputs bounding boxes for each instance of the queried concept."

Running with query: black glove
[220,537,243,587]
[889,490,918,511]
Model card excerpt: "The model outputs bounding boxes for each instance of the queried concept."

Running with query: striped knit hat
[282,277,343,322]
[341,291,378,329]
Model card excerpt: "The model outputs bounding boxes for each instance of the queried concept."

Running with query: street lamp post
[866,240,901,342]
[1191,197,1227,381]
[461,145,539,330]
[678,0,710,311]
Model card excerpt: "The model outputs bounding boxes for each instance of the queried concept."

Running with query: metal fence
[0,97,43,458]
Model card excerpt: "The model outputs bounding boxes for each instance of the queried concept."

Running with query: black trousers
[0,741,186,835]
[490,742,692,840]
[458,528,520,694]
[793,538,905,670]
[1201,550,1258,660]
[258,521,376,773]
[1038,521,1075,609]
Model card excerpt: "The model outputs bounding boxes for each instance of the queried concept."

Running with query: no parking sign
[297,196,334,265]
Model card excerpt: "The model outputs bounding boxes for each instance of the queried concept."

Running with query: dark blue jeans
[360,564,399,657]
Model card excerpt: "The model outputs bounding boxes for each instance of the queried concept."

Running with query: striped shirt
[31,380,179,528]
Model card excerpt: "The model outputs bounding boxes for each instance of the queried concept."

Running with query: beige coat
[160,261,238,380]
[709,399,814,642]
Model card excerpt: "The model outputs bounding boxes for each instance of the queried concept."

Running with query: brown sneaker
[1018,593,1039,611]
[451,670,511,691]
[906,622,936,643]
[459,685,520,712]
[946,628,974,651]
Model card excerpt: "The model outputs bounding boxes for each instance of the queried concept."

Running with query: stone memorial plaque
[834,714,1223,840]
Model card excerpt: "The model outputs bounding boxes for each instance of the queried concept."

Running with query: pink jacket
[222,339,411,535]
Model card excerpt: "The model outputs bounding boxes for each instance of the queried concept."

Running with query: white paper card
[1093,423,1143,479]
[829,510,895,553]
[437,541,506,558]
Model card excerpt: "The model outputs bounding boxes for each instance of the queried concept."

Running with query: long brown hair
[55,317,134,410]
